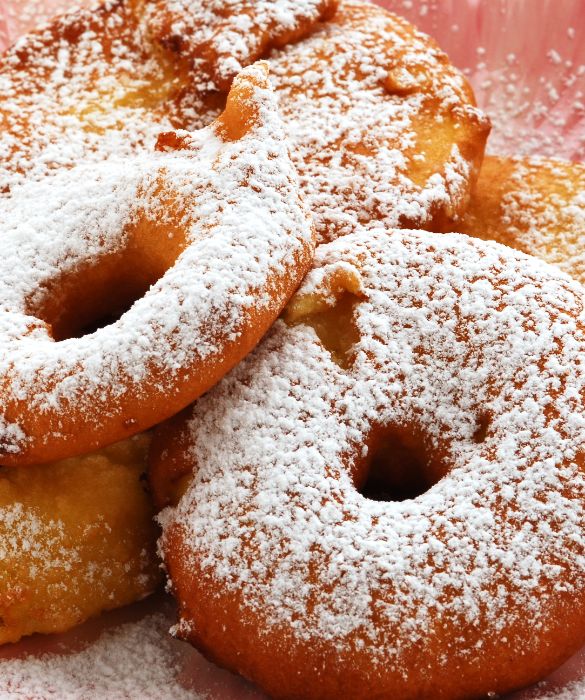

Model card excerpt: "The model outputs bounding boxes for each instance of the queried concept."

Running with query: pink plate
[0,1,584,698]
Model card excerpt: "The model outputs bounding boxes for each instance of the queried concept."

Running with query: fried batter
[0,63,314,467]
[0,0,489,243]
[267,0,491,241]
[0,434,160,644]
[153,230,585,700]
[142,0,491,243]
[0,0,335,191]
[455,155,585,284]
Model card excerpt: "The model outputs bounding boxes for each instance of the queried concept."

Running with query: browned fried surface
[0,1,208,192]
[137,0,491,242]
[141,0,338,90]
[0,0,488,241]
[0,63,314,467]
[267,1,490,241]
[0,0,336,190]
[455,155,585,284]
[0,434,161,644]
[153,229,585,700]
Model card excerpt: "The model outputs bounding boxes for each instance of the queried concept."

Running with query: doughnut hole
[31,180,189,341]
[34,62,266,342]
[354,425,448,502]
[35,68,268,341]
[283,266,364,368]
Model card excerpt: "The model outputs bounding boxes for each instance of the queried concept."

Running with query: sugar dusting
[0,599,581,700]
[382,0,585,161]
[0,0,583,697]
[532,680,585,700]
[142,0,336,90]
[0,418,27,455]
[267,0,489,242]
[161,229,585,678]
[0,504,83,574]
[0,0,489,245]
[0,0,337,191]
[0,608,202,700]
[0,0,182,190]
[495,158,585,278]
[0,62,314,457]
[457,155,585,286]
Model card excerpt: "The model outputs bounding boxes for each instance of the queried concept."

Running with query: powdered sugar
[457,156,585,285]
[0,0,190,192]
[267,0,489,242]
[1,0,582,695]
[489,157,585,281]
[532,680,585,700]
[124,0,490,244]
[0,607,201,700]
[0,62,314,462]
[0,0,488,246]
[0,433,160,645]
[0,504,80,574]
[0,418,27,455]
[142,0,336,91]
[160,229,585,691]
[0,0,337,191]
[382,0,585,162]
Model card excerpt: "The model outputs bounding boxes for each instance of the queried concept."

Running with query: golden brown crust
[165,530,585,700]
[266,1,490,242]
[140,0,339,91]
[455,155,585,284]
[153,229,585,700]
[149,407,196,511]
[3,0,488,244]
[0,0,337,185]
[0,64,314,467]
[0,434,160,644]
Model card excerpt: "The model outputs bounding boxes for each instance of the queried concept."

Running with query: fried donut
[142,0,338,92]
[0,0,335,190]
[455,155,585,284]
[113,0,491,243]
[3,0,488,241]
[266,0,491,241]
[0,63,314,466]
[0,433,160,644]
[151,229,585,700]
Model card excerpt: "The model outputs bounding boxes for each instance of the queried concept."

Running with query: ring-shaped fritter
[0,63,314,465]
[152,229,585,700]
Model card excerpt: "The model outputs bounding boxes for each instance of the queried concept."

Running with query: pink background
[0,1,583,698]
